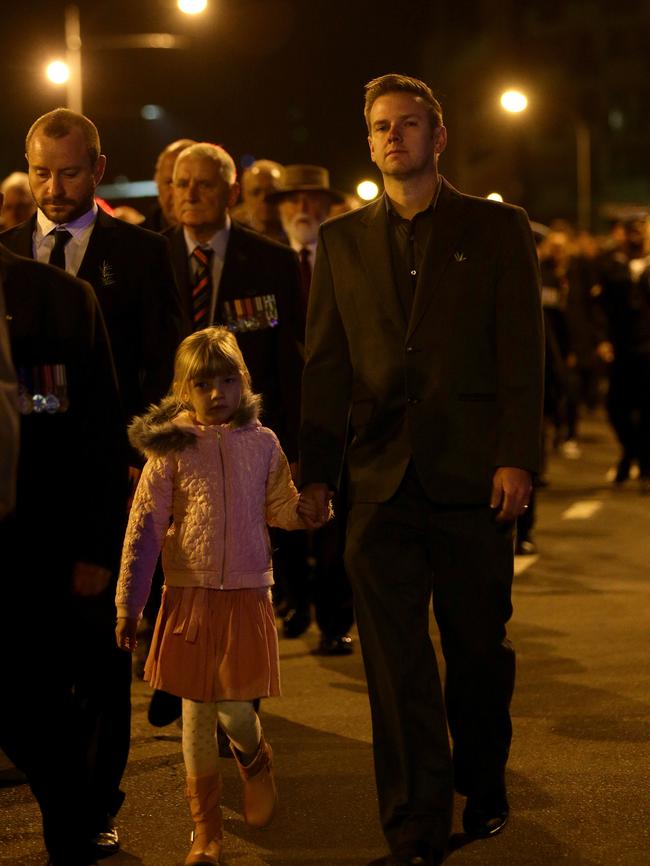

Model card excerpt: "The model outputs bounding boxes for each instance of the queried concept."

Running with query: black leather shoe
[462,797,509,838]
[282,606,311,638]
[515,537,537,556]
[367,852,442,866]
[91,816,119,858]
[147,689,182,727]
[315,633,354,655]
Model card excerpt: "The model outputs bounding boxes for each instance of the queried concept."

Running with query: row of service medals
[17,364,69,415]
[222,294,279,333]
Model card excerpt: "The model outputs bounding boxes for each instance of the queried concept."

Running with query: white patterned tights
[182,698,261,777]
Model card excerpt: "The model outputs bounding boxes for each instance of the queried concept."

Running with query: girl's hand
[116,617,139,653]
[298,485,333,529]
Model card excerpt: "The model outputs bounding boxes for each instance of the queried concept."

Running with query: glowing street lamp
[46,60,70,85]
[178,0,208,13]
[500,89,528,114]
[499,88,591,229]
[357,180,379,201]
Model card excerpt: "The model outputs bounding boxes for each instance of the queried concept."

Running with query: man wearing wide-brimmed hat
[267,164,355,658]
[267,165,344,342]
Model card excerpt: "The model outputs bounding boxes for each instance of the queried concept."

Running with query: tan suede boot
[231,735,277,828]
[184,774,223,866]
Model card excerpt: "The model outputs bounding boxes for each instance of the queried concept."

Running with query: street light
[46,60,70,86]
[499,89,592,230]
[357,180,379,201]
[58,2,208,114]
[178,0,208,13]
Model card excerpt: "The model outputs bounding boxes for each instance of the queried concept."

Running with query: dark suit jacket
[1,209,185,427]
[0,243,128,577]
[166,220,303,460]
[300,179,544,506]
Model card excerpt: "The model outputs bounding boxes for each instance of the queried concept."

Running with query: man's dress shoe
[367,854,442,866]
[282,607,311,638]
[315,633,354,655]
[462,797,509,838]
[147,689,182,727]
[91,816,119,858]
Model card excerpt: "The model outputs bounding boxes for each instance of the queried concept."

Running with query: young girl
[115,327,316,866]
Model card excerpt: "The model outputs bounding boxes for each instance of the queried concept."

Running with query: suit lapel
[219,222,248,300]
[358,196,409,330]
[76,208,116,288]
[6,217,36,258]
[407,179,466,340]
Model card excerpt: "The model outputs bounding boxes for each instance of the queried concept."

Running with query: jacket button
[406,345,414,353]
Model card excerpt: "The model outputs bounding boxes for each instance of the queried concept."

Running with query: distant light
[608,109,624,131]
[141,104,164,121]
[487,192,504,202]
[178,0,208,13]
[500,90,528,113]
[46,60,69,85]
[357,180,379,201]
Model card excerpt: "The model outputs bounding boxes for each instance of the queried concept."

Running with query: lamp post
[51,2,208,114]
[500,88,592,230]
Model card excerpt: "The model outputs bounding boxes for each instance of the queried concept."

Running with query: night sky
[2,1,649,223]
[1,0,451,194]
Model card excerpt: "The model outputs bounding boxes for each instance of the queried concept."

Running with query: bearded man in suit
[299,74,544,866]
[0,108,184,858]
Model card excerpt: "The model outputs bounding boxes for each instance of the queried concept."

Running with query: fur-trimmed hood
[128,394,260,458]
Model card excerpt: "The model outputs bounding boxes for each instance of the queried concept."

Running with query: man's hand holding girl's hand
[298,483,333,530]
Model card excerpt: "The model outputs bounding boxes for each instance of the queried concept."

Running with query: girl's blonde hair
[172,327,261,425]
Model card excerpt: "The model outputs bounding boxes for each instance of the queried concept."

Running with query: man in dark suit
[0,241,128,866]
[166,141,303,460]
[299,74,544,866]
[0,108,185,857]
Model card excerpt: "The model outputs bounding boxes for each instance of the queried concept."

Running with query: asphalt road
[1,411,649,866]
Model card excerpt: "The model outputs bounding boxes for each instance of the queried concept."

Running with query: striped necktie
[48,228,72,270]
[191,245,214,330]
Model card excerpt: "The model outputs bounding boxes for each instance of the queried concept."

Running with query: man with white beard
[268,165,343,345]
[267,165,354,655]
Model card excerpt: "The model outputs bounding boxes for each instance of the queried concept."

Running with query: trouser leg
[73,591,132,824]
[427,506,515,802]
[345,471,452,856]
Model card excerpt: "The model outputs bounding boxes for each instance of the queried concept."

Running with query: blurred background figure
[0,172,36,230]
[328,192,363,218]
[538,226,604,460]
[268,165,355,655]
[111,205,145,225]
[594,216,650,492]
[142,138,196,232]
[232,158,286,243]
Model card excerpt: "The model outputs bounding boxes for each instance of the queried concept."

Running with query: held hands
[490,467,532,522]
[115,617,139,653]
[298,483,333,530]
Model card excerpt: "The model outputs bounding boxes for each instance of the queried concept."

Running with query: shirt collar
[385,177,443,221]
[36,202,98,238]
[183,214,231,259]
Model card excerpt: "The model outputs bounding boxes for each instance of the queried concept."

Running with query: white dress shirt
[33,204,98,276]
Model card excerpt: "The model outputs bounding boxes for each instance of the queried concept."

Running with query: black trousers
[345,464,515,855]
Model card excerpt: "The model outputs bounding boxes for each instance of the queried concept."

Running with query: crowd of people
[0,71,647,866]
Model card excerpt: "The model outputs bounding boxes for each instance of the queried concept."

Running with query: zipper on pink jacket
[217,430,227,588]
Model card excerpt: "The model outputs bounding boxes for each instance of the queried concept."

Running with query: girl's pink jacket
[115,397,302,620]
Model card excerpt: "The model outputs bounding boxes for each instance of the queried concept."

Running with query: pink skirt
[144,584,281,703]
